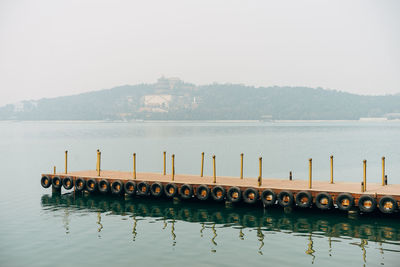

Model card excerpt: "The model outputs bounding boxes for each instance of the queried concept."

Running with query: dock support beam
[163,151,166,175]
[213,155,216,183]
[172,154,175,181]
[309,158,312,189]
[330,155,334,184]
[133,153,136,179]
[201,152,204,177]
[258,157,262,186]
[240,153,244,179]
[382,157,385,186]
[363,160,367,192]
[65,150,68,174]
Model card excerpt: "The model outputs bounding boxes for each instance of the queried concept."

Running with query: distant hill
[1,77,400,120]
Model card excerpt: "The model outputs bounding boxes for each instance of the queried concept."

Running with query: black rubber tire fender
[196,185,210,201]
[315,192,333,210]
[379,196,398,214]
[336,193,354,211]
[111,180,124,195]
[278,190,294,207]
[41,175,52,188]
[358,195,377,213]
[243,188,259,204]
[86,178,98,193]
[75,178,86,192]
[164,183,178,198]
[62,176,74,190]
[180,184,193,199]
[52,176,62,190]
[211,186,226,202]
[124,181,136,196]
[150,182,163,197]
[295,191,313,208]
[227,187,242,203]
[136,181,150,196]
[261,189,276,206]
[98,179,109,194]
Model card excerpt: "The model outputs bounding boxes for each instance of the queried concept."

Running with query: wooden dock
[41,170,400,215]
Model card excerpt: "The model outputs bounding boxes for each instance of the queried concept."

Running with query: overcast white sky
[0,0,399,106]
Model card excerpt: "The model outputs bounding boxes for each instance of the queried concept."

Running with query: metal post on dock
[96,149,100,172]
[309,158,312,189]
[97,150,101,176]
[172,154,175,181]
[363,160,367,192]
[330,155,334,184]
[289,171,292,181]
[65,150,68,174]
[133,153,136,179]
[240,153,244,179]
[54,166,56,175]
[382,157,385,186]
[212,155,216,183]
[163,151,166,175]
[201,152,204,177]
[258,157,262,186]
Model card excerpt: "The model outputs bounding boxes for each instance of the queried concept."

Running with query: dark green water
[1,121,399,266]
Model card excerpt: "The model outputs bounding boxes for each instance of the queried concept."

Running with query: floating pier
[41,151,400,215]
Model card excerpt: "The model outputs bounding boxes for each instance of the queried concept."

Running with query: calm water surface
[0,121,399,266]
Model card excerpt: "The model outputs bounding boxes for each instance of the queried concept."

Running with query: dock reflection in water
[41,193,400,264]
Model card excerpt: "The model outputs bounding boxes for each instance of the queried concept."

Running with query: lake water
[0,121,399,266]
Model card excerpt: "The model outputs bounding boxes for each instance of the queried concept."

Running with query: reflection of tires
[242,188,259,204]
[111,180,124,195]
[41,176,52,188]
[75,178,86,192]
[52,176,62,190]
[137,182,149,196]
[211,186,225,202]
[124,181,136,196]
[98,179,109,194]
[378,196,398,214]
[295,191,312,208]
[227,187,241,203]
[86,179,98,193]
[278,191,294,207]
[336,193,354,211]
[196,185,210,201]
[150,182,163,197]
[261,189,276,206]
[164,183,178,198]
[180,184,193,199]
[358,195,377,213]
[315,192,333,210]
[227,213,241,224]
[242,214,257,228]
[62,177,74,190]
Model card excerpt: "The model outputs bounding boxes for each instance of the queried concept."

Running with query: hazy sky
[1,0,399,106]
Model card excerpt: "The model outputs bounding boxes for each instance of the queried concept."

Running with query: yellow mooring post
[97,150,101,176]
[382,156,385,186]
[330,155,334,184]
[171,154,175,181]
[53,166,56,175]
[212,155,216,183]
[96,149,99,171]
[163,151,166,175]
[363,160,367,192]
[133,153,136,179]
[309,158,312,189]
[240,153,244,179]
[65,150,68,174]
[201,152,204,177]
[258,157,262,186]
